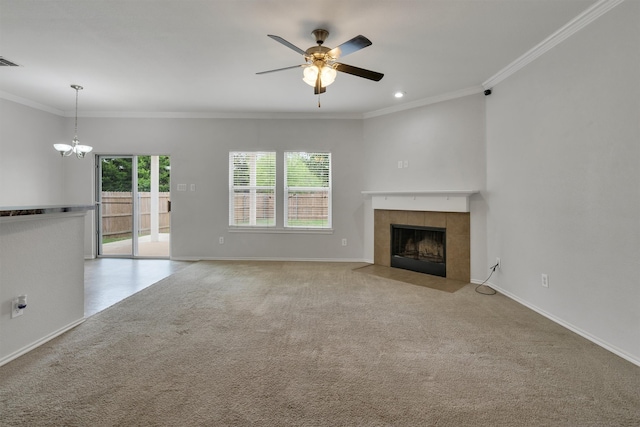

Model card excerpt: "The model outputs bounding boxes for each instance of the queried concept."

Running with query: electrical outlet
[403,160,409,168]
[341,238,347,246]
[11,297,24,318]
[541,273,549,288]
[496,257,501,269]
[219,237,224,244]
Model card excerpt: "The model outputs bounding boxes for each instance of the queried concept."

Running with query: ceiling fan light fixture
[394,91,405,98]
[321,66,337,86]
[302,65,337,88]
[302,65,318,86]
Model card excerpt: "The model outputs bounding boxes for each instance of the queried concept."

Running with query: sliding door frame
[95,154,169,259]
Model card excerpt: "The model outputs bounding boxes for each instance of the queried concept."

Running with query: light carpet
[1,261,638,426]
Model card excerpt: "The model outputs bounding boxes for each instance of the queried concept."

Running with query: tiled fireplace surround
[374,210,470,282]
[367,191,474,283]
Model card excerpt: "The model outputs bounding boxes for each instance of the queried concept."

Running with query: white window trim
[284,151,332,229]
[228,151,276,227]
[227,227,333,234]
[227,150,333,233]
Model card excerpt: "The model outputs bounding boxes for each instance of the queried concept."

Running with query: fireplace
[372,208,470,282]
[391,224,446,277]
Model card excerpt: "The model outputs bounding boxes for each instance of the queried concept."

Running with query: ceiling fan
[257,29,384,98]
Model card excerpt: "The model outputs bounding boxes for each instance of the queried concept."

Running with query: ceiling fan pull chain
[318,94,321,108]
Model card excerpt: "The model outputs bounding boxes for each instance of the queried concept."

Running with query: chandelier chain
[74,86,79,137]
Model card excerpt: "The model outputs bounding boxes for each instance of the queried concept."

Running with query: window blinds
[285,152,331,228]
[229,152,276,226]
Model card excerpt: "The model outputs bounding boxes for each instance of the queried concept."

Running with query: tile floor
[84,258,191,317]
[101,233,170,257]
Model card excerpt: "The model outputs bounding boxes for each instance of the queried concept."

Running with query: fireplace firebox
[390,224,446,277]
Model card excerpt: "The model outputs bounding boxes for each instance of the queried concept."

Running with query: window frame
[228,151,276,227]
[284,151,332,229]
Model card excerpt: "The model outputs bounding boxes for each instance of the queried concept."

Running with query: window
[229,152,276,226]
[285,151,331,228]
[228,151,332,230]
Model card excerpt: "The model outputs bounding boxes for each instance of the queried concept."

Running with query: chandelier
[53,84,93,158]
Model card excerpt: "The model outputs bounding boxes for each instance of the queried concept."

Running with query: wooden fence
[101,192,170,238]
[286,192,329,222]
[233,192,328,224]
[102,192,325,236]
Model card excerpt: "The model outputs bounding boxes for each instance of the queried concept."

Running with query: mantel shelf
[362,190,478,197]
[362,190,478,213]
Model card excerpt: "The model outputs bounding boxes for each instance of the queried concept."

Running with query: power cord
[475,263,498,295]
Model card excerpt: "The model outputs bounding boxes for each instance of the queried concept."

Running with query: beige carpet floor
[1,261,638,426]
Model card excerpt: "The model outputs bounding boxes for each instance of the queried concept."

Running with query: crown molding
[0,91,64,116]
[363,86,484,119]
[64,87,486,120]
[71,111,364,120]
[483,0,625,90]
[0,93,366,119]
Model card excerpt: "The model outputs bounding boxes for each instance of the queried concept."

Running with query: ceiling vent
[0,57,20,67]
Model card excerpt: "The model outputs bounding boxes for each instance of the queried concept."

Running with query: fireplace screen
[390,224,446,277]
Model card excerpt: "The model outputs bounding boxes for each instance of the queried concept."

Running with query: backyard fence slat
[101,192,170,238]
[232,193,328,223]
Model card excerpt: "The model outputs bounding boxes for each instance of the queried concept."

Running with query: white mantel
[362,190,478,213]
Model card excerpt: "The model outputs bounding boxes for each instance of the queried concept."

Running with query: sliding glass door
[97,155,171,258]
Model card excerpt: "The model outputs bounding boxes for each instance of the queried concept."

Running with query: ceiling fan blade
[314,73,326,95]
[256,65,304,75]
[327,35,372,59]
[267,35,306,55]
[334,63,384,81]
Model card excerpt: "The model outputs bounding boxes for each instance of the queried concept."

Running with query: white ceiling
[0,0,596,116]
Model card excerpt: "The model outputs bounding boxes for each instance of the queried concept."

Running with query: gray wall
[0,99,65,206]
[485,0,639,363]
[0,214,85,364]
[66,116,367,261]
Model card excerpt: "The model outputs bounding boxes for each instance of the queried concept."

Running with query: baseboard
[0,318,86,367]
[471,280,640,367]
[171,256,370,263]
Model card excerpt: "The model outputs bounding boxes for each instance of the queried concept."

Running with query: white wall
[485,0,639,363]
[0,99,65,206]
[67,116,367,260]
[361,94,487,278]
